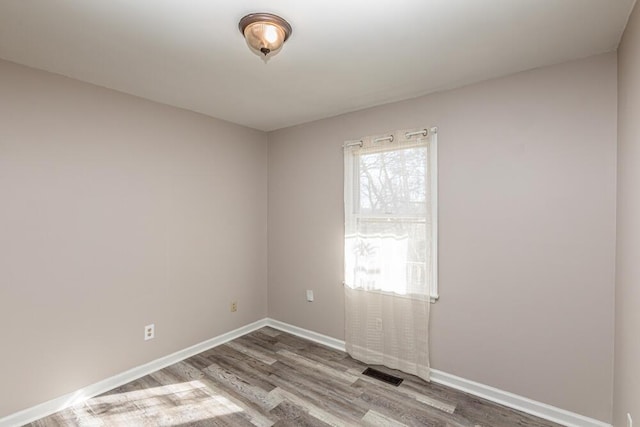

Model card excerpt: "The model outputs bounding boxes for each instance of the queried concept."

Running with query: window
[344,129,438,301]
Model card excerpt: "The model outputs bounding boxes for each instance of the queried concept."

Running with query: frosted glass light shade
[244,22,285,55]
[239,13,292,59]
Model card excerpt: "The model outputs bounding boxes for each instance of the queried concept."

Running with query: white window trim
[429,133,438,302]
[344,128,439,303]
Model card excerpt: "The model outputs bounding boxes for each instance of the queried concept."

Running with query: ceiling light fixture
[239,13,292,61]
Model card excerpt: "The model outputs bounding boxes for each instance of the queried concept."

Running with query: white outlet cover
[144,324,155,341]
[306,290,314,302]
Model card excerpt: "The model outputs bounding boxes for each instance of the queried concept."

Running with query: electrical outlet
[306,290,314,302]
[628,413,633,427]
[144,324,155,341]
[230,301,237,312]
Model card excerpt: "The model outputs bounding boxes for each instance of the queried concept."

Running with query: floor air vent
[362,367,403,386]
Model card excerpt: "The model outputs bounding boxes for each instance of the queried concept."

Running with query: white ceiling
[0,1,635,131]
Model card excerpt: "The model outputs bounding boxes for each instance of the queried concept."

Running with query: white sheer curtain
[343,127,437,382]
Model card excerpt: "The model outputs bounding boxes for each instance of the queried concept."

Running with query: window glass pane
[345,218,427,296]
[358,146,427,216]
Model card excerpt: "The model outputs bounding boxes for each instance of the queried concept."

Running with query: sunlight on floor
[65,380,244,426]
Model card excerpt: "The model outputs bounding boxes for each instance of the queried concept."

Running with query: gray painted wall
[0,60,268,417]
[614,1,640,425]
[0,50,622,423]
[267,53,617,422]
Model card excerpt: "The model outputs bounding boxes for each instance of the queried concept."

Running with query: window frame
[347,133,438,302]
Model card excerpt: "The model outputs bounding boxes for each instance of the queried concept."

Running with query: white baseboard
[0,318,268,427]
[265,319,611,427]
[428,370,611,427]
[1,317,611,427]
[265,318,346,352]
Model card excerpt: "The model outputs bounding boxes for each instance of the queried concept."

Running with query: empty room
[1,1,639,426]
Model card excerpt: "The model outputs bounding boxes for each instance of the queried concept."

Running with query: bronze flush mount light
[239,13,292,61]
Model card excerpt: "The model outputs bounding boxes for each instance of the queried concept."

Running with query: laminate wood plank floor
[27,328,563,427]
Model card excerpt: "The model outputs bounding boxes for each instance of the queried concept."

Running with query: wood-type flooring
[28,327,562,427]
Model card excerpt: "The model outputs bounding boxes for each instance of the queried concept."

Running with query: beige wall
[0,60,268,417]
[0,49,621,422]
[614,1,640,425]
[268,53,617,422]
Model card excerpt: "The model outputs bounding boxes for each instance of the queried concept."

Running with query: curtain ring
[373,135,394,144]
[405,129,429,139]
